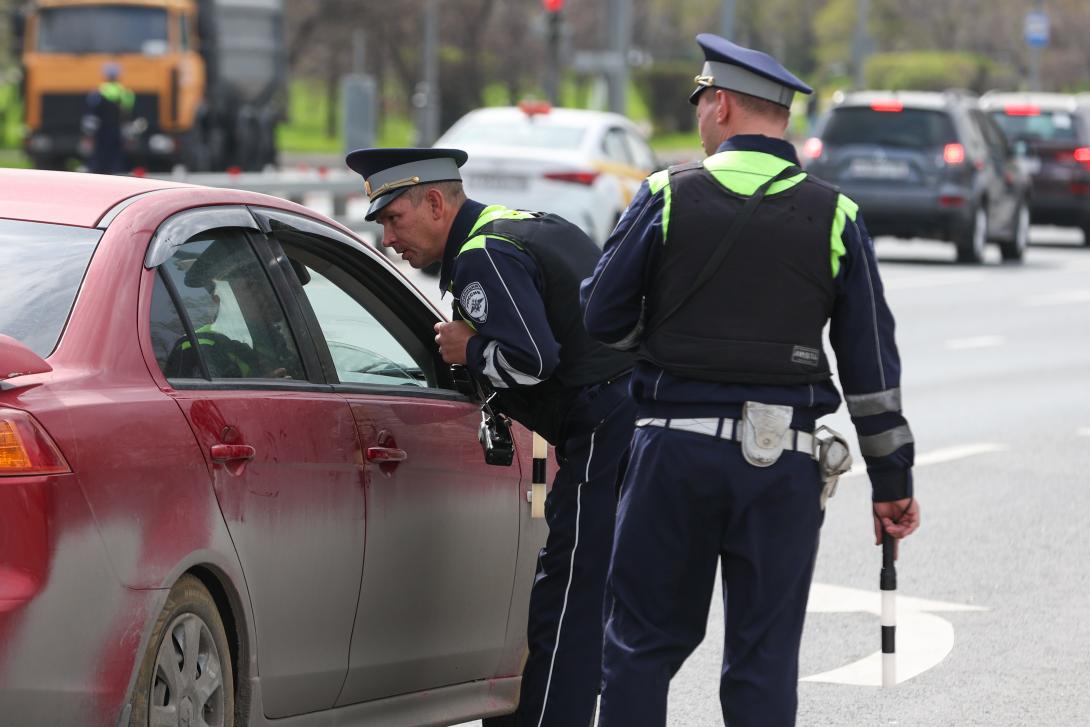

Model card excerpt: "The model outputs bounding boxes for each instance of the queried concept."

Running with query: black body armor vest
[640,163,839,385]
[473,214,633,441]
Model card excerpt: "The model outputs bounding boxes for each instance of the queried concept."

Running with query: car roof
[979,92,1085,112]
[452,106,635,129]
[835,90,973,111]
[0,169,189,228]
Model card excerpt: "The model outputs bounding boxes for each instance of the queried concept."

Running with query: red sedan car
[0,170,543,726]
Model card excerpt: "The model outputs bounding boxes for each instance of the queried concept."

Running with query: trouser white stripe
[536,429,596,727]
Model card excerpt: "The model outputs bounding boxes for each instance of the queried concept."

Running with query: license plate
[465,173,529,191]
[848,158,911,180]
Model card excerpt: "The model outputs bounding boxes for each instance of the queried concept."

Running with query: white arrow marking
[802,583,986,686]
[842,442,1007,479]
[944,335,1005,350]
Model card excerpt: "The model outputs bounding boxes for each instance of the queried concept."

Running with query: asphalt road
[386,228,1090,727]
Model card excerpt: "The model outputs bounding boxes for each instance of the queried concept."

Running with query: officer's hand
[872,498,920,560]
[434,321,475,365]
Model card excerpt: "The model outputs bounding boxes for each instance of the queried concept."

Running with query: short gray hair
[405,181,466,206]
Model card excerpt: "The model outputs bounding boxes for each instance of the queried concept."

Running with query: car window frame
[147,210,330,393]
[251,207,477,403]
[601,126,634,165]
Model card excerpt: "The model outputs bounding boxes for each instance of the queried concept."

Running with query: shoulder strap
[646,163,802,333]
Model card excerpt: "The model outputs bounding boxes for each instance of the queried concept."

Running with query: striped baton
[881,531,897,687]
[531,432,547,519]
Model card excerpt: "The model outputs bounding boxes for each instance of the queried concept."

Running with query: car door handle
[366,447,408,463]
[210,444,256,464]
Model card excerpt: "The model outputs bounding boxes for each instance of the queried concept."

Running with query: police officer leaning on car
[580,34,921,727]
[345,147,635,727]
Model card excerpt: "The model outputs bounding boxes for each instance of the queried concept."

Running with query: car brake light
[1003,104,1040,116]
[0,409,69,477]
[518,100,552,117]
[870,100,904,112]
[544,170,599,185]
[1074,147,1090,164]
[802,137,824,160]
[943,143,966,165]
[939,195,966,207]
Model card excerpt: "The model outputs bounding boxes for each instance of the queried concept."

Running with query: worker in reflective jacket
[346,147,635,727]
[581,33,920,727]
[81,62,134,175]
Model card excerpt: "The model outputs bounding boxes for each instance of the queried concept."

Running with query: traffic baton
[880,530,897,687]
[531,433,547,519]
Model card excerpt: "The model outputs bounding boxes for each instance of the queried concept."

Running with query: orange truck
[13,0,286,171]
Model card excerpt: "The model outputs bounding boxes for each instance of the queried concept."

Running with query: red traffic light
[543,0,563,12]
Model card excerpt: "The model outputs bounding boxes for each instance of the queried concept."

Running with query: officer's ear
[715,89,732,124]
[425,186,445,221]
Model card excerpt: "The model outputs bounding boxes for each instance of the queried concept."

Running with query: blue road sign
[1025,10,1050,48]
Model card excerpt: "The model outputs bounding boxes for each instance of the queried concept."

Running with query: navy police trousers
[516,374,635,727]
[599,424,824,727]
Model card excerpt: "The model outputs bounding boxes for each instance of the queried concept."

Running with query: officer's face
[375,192,445,269]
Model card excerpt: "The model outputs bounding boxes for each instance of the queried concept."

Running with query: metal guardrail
[149,168,383,242]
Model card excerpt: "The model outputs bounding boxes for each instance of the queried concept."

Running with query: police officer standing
[581,35,921,727]
[82,62,134,174]
[345,147,635,727]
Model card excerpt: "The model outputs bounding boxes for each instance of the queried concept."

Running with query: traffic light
[543,0,563,12]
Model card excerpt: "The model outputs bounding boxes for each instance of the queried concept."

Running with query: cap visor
[689,85,708,105]
[364,188,407,222]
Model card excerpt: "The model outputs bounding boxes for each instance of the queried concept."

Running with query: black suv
[980,92,1090,245]
[803,90,1030,263]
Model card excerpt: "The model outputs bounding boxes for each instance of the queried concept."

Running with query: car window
[602,128,633,164]
[441,118,586,150]
[153,229,305,380]
[989,108,1080,143]
[823,107,958,148]
[0,219,101,357]
[622,129,656,171]
[295,264,430,387]
[973,110,1011,158]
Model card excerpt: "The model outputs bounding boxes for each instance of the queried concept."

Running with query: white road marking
[944,335,1005,350]
[1022,289,1090,306]
[843,442,1008,479]
[883,272,986,291]
[803,583,986,686]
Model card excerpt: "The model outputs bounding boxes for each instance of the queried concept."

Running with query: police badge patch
[460,282,489,324]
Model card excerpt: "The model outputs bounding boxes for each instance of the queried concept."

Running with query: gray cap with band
[344,147,469,221]
[688,33,813,108]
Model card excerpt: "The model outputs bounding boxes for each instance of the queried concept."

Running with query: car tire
[129,575,235,727]
[955,206,988,264]
[1081,224,1090,247]
[999,203,1030,262]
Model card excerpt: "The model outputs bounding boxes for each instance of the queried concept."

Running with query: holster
[814,425,853,509]
[740,402,794,467]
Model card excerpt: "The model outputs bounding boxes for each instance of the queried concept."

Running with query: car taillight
[870,100,904,112]
[943,143,966,165]
[802,137,824,160]
[1003,104,1040,116]
[0,409,69,477]
[544,170,599,185]
[1074,148,1090,169]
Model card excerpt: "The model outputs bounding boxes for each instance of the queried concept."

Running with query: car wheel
[1081,224,1090,247]
[999,203,1030,262]
[955,206,988,264]
[129,575,235,727]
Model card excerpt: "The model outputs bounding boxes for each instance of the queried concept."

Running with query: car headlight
[149,134,176,155]
[27,135,52,153]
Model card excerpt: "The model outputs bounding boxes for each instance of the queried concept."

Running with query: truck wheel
[955,206,988,264]
[129,575,234,727]
[999,203,1029,262]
